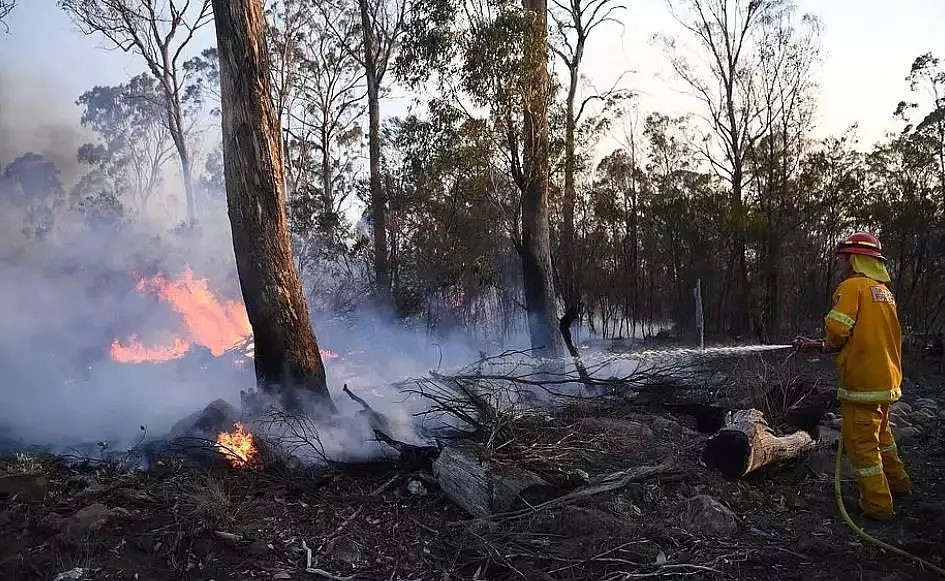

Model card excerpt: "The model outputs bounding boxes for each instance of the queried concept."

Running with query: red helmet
[836,232,885,260]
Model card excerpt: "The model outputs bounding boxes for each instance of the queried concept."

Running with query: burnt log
[702,409,814,480]
[342,385,438,466]
[168,398,241,440]
[433,440,557,517]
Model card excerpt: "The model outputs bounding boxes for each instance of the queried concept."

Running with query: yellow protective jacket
[824,274,903,403]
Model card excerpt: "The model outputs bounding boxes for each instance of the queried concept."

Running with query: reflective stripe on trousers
[837,387,902,403]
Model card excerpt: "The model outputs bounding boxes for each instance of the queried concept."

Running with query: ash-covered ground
[1,348,943,581]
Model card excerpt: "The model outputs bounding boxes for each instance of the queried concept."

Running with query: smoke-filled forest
[1,1,944,580]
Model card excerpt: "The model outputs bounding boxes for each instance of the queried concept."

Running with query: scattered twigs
[316,505,365,554]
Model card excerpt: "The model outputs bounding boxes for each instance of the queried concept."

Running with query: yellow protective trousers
[840,402,913,518]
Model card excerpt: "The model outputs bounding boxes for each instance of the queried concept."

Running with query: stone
[329,538,363,564]
[167,399,241,439]
[892,402,913,415]
[0,473,48,501]
[53,568,86,581]
[912,410,937,423]
[57,503,112,544]
[578,417,656,438]
[892,425,919,442]
[650,416,698,436]
[407,480,427,496]
[684,495,738,537]
[914,398,938,410]
[248,539,268,556]
[817,426,841,446]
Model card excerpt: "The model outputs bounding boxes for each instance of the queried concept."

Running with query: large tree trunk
[521,0,565,357]
[211,0,337,415]
[358,0,390,301]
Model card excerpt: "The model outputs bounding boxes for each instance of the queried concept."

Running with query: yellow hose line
[834,437,945,578]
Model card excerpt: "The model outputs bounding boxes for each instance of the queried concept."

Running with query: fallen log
[702,409,814,479]
[342,385,438,466]
[433,440,557,517]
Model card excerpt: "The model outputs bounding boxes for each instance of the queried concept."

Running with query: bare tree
[549,0,625,351]
[59,0,213,226]
[211,0,337,414]
[267,1,364,228]
[0,0,14,32]
[662,0,775,334]
[521,0,566,357]
[317,0,408,301]
[752,6,820,340]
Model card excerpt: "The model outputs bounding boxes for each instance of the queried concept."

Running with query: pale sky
[1,0,944,183]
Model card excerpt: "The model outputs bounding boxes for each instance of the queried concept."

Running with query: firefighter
[794,232,913,519]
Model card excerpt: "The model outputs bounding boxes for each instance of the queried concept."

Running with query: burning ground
[1,349,943,580]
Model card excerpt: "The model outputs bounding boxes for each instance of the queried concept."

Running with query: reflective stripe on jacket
[824,274,903,403]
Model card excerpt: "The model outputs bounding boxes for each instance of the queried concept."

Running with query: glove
[793,337,825,352]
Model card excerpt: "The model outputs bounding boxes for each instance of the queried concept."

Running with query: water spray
[621,344,795,361]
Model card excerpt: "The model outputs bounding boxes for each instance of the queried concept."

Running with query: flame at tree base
[216,422,259,468]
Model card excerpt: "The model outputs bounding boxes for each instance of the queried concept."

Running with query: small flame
[216,422,259,468]
[110,335,190,363]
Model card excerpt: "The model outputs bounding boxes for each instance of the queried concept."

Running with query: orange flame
[111,267,338,366]
[111,267,251,363]
[216,422,259,468]
[109,335,190,363]
[137,268,251,356]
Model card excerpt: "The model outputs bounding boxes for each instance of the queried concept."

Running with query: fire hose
[834,437,945,578]
[634,341,945,575]
[789,341,945,576]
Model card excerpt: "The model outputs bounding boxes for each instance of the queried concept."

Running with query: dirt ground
[1,352,943,580]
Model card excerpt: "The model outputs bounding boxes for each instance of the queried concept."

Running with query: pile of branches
[401,349,698,442]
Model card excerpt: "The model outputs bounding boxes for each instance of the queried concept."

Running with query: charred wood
[702,409,815,480]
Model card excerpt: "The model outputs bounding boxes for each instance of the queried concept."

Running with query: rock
[271,572,291,580]
[912,410,937,424]
[804,447,852,477]
[892,402,913,415]
[117,488,157,504]
[248,539,268,556]
[167,398,241,439]
[57,503,112,544]
[213,531,243,543]
[53,568,86,581]
[650,416,699,436]
[892,425,919,442]
[329,538,363,564]
[578,417,656,439]
[914,398,938,411]
[684,495,738,536]
[817,426,841,446]
[0,473,48,501]
[407,480,427,496]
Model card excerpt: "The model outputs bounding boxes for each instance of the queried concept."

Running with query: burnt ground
[1,353,943,581]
